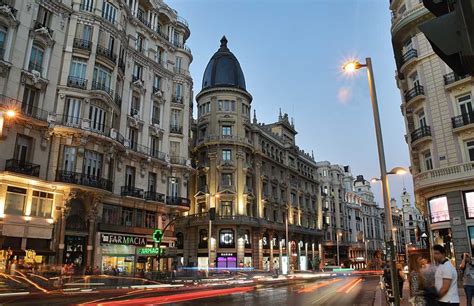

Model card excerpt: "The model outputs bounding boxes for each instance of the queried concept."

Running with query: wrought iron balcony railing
[410,125,431,143]
[121,186,144,198]
[56,170,113,191]
[443,72,468,85]
[404,85,424,102]
[166,196,190,207]
[67,76,88,89]
[96,45,117,63]
[5,159,40,177]
[91,81,114,97]
[144,191,165,202]
[73,38,92,51]
[452,112,474,129]
[401,49,417,65]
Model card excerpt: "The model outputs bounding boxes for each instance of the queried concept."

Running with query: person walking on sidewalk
[460,252,474,306]
[409,255,426,306]
[433,244,460,306]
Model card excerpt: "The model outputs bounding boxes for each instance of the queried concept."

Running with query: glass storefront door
[102,255,134,275]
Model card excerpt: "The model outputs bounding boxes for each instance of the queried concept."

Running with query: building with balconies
[400,188,425,254]
[176,37,323,272]
[0,0,192,274]
[390,0,474,261]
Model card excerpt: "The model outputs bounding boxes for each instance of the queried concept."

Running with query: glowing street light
[0,109,17,138]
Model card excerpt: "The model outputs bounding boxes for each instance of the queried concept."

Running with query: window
[221,125,232,136]
[80,0,94,11]
[423,151,433,171]
[417,110,427,128]
[152,102,160,124]
[133,63,143,80]
[102,204,120,225]
[218,100,236,112]
[131,94,140,116]
[89,104,107,133]
[83,150,102,177]
[102,1,117,23]
[153,75,161,91]
[242,103,250,116]
[145,211,156,228]
[409,71,420,88]
[466,140,474,162]
[14,134,32,164]
[290,193,296,205]
[62,146,77,172]
[122,208,133,226]
[150,136,159,157]
[148,172,156,192]
[29,43,44,73]
[219,229,235,248]
[128,127,138,150]
[0,25,8,60]
[156,47,164,63]
[458,94,473,122]
[176,232,184,249]
[30,191,54,218]
[244,230,251,248]
[429,196,449,223]
[22,86,39,117]
[70,57,87,79]
[221,173,232,186]
[198,102,211,116]
[175,83,183,98]
[136,34,144,52]
[176,56,182,70]
[135,209,144,227]
[170,109,181,127]
[64,98,81,126]
[125,166,135,187]
[222,149,231,161]
[168,177,179,198]
[93,64,112,89]
[465,191,474,219]
[36,6,51,27]
[199,229,208,248]
[4,187,27,215]
[220,201,232,216]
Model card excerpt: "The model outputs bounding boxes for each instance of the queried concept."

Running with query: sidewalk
[375,280,467,305]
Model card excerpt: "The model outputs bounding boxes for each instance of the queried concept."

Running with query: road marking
[0,292,30,297]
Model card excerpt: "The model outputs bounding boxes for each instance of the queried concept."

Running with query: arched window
[198,229,208,248]
[29,42,45,73]
[0,25,8,60]
[176,232,184,249]
[219,228,234,248]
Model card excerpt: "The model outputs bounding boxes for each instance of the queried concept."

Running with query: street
[0,275,380,305]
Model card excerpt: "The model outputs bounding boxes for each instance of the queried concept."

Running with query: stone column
[269,231,274,271]
[252,229,263,270]
[57,193,74,264]
[86,195,101,267]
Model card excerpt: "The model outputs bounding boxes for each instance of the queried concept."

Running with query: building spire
[253,109,257,124]
[220,36,228,49]
[279,108,282,120]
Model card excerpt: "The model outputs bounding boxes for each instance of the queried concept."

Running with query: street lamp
[0,109,16,138]
[365,239,369,270]
[343,58,400,306]
[336,232,342,267]
[370,167,408,183]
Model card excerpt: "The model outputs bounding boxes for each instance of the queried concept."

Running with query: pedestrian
[397,262,405,299]
[93,265,100,275]
[433,244,460,306]
[409,255,426,306]
[460,252,474,306]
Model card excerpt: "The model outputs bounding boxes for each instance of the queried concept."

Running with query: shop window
[219,229,235,248]
[429,196,450,223]
[198,229,208,248]
[4,186,27,215]
[220,201,232,217]
[465,191,474,218]
[176,232,184,249]
[466,140,474,162]
[103,204,120,225]
[244,230,251,248]
[30,191,54,218]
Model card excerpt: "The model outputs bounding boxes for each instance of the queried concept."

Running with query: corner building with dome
[176,37,323,271]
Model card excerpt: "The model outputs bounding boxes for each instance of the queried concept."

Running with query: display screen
[465,191,474,218]
[429,196,450,223]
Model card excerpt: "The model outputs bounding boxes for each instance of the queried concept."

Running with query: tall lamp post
[336,232,342,267]
[365,239,369,270]
[343,58,401,306]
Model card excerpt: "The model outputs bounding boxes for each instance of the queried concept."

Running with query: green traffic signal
[153,229,163,243]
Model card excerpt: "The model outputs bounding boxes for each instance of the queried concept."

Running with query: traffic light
[153,229,163,244]
[419,0,474,75]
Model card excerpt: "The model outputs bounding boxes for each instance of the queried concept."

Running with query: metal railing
[151,117,160,125]
[67,76,87,89]
[57,115,111,137]
[132,75,143,83]
[73,38,92,51]
[144,191,165,202]
[0,94,48,121]
[410,125,431,143]
[28,62,42,73]
[0,0,17,16]
[33,21,53,35]
[56,170,113,192]
[401,48,417,65]
[96,45,117,63]
[137,14,151,28]
[130,107,140,117]
[170,156,187,165]
[121,186,144,198]
[172,95,183,103]
[170,124,183,134]
[149,148,167,161]
[443,72,468,85]
[404,85,424,102]
[452,112,474,129]
[91,81,114,97]
[5,159,40,177]
[165,196,190,207]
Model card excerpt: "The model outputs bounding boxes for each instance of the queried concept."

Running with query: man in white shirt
[434,244,460,306]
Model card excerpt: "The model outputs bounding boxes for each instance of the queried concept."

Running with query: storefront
[216,252,237,268]
[95,232,149,275]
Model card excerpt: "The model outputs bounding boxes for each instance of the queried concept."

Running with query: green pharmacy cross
[153,229,163,244]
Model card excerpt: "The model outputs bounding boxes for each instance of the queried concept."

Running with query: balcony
[73,38,92,51]
[413,162,474,191]
[170,124,183,134]
[404,85,425,105]
[166,196,190,208]
[400,49,418,70]
[96,45,117,63]
[170,156,187,165]
[136,13,151,28]
[198,185,209,193]
[452,112,474,131]
[443,72,469,86]
[33,21,53,36]
[56,170,113,192]
[410,125,431,144]
[172,95,183,104]
[0,94,48,121]
[5,159,40,177]
[144,191,165,202]
[132,75,143,83]
[91,81,114,97]
[67,76,87,89]
[121,186,144,198]
[0,0,17,17]
[152,86,161,95]
[149,148,166,161]
[28,62,42,73]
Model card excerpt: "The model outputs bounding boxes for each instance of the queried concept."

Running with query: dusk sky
[168,0,412,207]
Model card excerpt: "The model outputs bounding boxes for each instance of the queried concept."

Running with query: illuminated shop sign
[100,233,147,246]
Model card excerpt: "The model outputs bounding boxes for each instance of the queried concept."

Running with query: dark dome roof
[202,36,246,91]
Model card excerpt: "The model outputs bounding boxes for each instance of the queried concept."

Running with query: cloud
[337,87,351,104]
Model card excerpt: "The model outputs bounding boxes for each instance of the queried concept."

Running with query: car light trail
[336,277,362,293]
[297,278,342,293]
